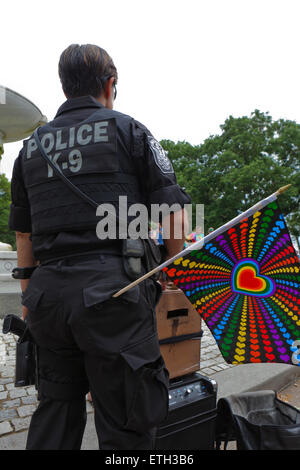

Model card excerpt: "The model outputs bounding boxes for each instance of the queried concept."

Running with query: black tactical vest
[21,108,144,235]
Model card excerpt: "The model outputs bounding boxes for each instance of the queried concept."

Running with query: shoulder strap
[33,128,98,209]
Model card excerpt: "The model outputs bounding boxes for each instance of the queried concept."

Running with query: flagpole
[112,185,291,298]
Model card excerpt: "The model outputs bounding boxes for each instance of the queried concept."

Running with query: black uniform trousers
[22,253,169,450]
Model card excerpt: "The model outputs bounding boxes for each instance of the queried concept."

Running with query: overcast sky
[1,0,300,179]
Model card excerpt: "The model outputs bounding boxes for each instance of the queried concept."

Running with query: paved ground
[0,319,232,440]
[278,375,300,409]
[0,318,299,449]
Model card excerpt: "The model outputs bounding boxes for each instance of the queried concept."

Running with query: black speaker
[155,372,218,450]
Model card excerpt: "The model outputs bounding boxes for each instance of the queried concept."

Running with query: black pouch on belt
[142,238,165,280]
[122,239,145,280]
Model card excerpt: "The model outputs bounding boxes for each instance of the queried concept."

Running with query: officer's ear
[103,76,115,109]
[104,76,115,99]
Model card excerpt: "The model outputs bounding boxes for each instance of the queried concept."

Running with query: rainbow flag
[162,198,300,366]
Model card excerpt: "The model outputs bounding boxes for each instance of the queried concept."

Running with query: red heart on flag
[251,351,260,358]
[266,353,275,361]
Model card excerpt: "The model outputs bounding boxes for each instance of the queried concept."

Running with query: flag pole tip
[276,184,292,195]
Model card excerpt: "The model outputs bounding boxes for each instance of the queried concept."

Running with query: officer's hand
[22,305,29,321]
[159,271,171,291]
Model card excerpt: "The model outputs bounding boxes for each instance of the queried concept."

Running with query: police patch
[147,136,174,174]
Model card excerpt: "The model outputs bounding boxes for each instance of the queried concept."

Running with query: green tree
[161,110,299,237]
[0,174,15,249]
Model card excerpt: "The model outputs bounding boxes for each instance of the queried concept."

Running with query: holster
[15,332,37,388]
[2,314,38,388]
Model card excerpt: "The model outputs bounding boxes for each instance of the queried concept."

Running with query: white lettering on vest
[69,127,75,148]
[77,124,93,146]
[56,130,68,151]
[47,152,61,177]
[41,133,55,154]
[94,121,109,143]
[26,138,38,159]
[68,149,82,173]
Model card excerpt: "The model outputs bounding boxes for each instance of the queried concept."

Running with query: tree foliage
[0,174,15,249]
[161,110,300,241]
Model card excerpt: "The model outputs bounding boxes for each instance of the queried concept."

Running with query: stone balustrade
[0,252,21,319]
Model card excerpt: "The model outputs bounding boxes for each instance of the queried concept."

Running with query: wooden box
[156,288,202,379]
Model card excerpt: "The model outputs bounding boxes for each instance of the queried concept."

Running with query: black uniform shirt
[9,96,190,261]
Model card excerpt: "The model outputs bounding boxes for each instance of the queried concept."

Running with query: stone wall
[0,252,21,319]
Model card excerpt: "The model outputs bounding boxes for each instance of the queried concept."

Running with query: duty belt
[40,247,122,265]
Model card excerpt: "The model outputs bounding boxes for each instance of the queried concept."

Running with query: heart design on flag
[231,259,276,297]
[234,355,245,362]
[163,200,300,367]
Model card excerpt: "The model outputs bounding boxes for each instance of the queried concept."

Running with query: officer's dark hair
[58,44,118,99]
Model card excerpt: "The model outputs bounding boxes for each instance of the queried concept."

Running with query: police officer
[9,44,191,450]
